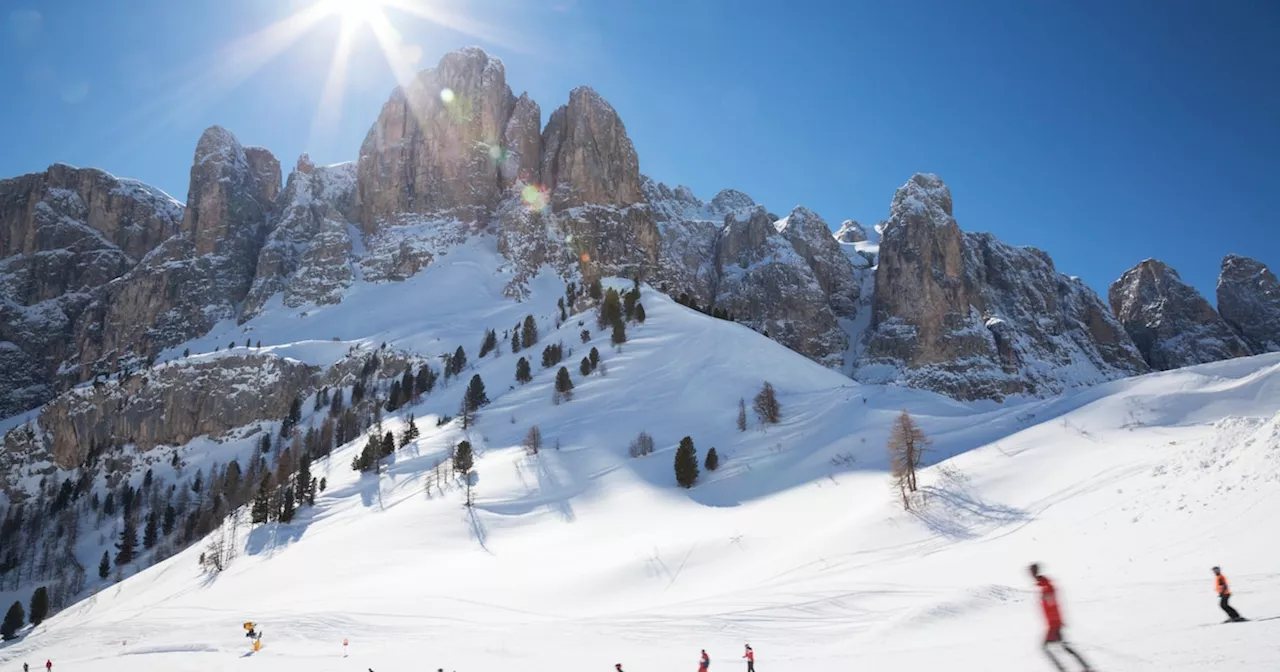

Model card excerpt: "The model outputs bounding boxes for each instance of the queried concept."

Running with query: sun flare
[320,0,385,28]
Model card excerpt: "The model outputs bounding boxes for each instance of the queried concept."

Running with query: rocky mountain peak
[834,220,867,243]
[710,189,755,214]
[500,92,542,190]
[889,172,953,225]
[1108,258,1253,370]
[355,47,515,231]
[540,86,643,210]
[1216,254,1280,353]
[181,126,279,258]
[296,152,316,175]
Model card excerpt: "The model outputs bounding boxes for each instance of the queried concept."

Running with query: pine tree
[479,329,498,358]
[104,492,115,516]
[295,452,312,505]
[753,381,781,424]
[98,550,111,579]
[319,477,327,492]
[589,347,600,370]
[279,487,296,523]
[611,319,627,346]
[521,315,538,348]
[183,348,190,358]
[256,340,262,348]
[1,600,23,641]
[541,343,563,368]
[554,366,574,402]
[251,475,272,523]
[705,447,720,472]
[566,281,578,310]
[888,410,930,508]
[400,367,415,401]
[579,357,592,376]
[515,357,532,384]
[589,277,603,300]
[737,398,748,431]
[330,387,345,416]
[580,329,590,343]
[558,297,568,322]
[454,440,475,505]
[163,503,176,536]
[381,431,395,458]
[597,288,622,329]
[387,380,403,411]
[627,430,655,458]
[450,346,467,377]
[115,517,138,565]
[511,329,521,353]
[143,510,158,549]
[674,436,699,488]
[28,586,48,626]
[624,286,640,320]
[417,365,437,395]
[465,375,489,410]
[635,303,646,323]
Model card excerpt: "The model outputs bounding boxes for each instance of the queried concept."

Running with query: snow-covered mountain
[2,47,1280,669]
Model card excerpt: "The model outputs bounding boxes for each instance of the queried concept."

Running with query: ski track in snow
[2,244,1280,671]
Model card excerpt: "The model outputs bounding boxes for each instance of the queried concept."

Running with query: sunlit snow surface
[3,240,1279,670]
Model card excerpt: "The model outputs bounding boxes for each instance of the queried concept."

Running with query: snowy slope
[2,250,1279,672]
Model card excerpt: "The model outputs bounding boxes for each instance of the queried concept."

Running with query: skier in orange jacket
[1213,566,1246,622]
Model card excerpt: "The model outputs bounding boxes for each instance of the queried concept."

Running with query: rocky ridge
[1109,258,1254,370]
[1216,254,1280,354]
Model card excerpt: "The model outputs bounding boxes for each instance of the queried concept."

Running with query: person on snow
[1213,566,1246,622]
[244,622,257,638]
[1030,564,1093,672]
[743,644,755,672]
[699,649,711,671]
[23,663,28,672]
[616,664,625,671]
[45,661,52,672]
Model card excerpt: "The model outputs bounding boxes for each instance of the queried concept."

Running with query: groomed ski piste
[2,237,1279,671]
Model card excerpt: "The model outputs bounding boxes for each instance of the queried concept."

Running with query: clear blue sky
[3,0,1277,301]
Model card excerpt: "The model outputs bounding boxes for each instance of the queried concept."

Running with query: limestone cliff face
[1109,258,1254,370]
[81,127,279,365]
[1217,254,1280,354]
[34,354,316,470]
[355,47,515,232]
[859,174,1147,400]
[0,164,184,416]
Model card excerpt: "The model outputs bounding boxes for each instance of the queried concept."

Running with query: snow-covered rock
[860,173,1147,400]
[0,163,184,416]
[643,176,755,305]
[834,219,867,243]
[1216,254,1280,353]
[243,156,357,317]
[1109,258,1254,370]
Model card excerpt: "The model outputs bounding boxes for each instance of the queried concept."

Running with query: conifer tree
[635,303,646,323]
[737,398,748,431]
[279,488,296,523]
[705,447,720,472]
[115,517,139,565]
[417,365,437,395]
[611,319,627,346]
[104,492,115,516]
[98,550,111,579]
[566,281,578,310]
[580,329,590,343]
[465,374,489,410]
[589,347,600,370]
[674,436,699,488]
[319,477,327,492]
[251,475,272,523]
[144,510,158,549]
[579,357,592,377]
[451,346,467,376]
[589,277,603,300]
[330,386,345,416]
[479,329,498,358]
[511,329,521,353]
[624,286,640,320]
[381,431,395,458]
[454,440,475,505]
[183,348,190,358]
[1,600,23,641]
[558,298,568,322]
[522,315,538,348]
[515,357,532,384]
[554,366,574,402]
[29,586,48,626]
[163,503,176,536]
[401,367,415,401]
[541,343,563,368]
[295,453,312,505]
[387,380,403,411]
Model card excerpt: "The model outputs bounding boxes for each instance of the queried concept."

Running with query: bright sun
[320,0,384,28]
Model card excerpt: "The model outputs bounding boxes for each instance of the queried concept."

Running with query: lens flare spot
[440,87,455,104]
[580,252,591,263]
[520,183,549,211]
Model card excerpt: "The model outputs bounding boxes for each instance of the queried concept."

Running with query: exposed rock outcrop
[1110,258,1254,370]
[539,87,659,283]
[644,177,755,306]
[0,164,184,416]
[34,354,316,469]
[713,207,847,365]
[834,220,867,243]
[1217,254,1280,353]
[244,156,357,317]
[356,47,515,231]
[80,127,279,364]
[860,174,1147,400]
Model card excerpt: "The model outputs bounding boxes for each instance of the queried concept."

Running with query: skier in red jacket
[1031,564,1093,672]
[743,643,755,672]
[698,649,710,672]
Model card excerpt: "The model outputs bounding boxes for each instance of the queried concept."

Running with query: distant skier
[23,663,28,672]
[616,664,625,671]
[743,644,755,672]
[699,649,711,672]
[1213,566,1246,622]
[1030,564,1093,672]
[244,621,257,638]
[45,661,52,672]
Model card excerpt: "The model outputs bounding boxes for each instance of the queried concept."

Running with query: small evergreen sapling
[554,366,574,402]
[515,357,532,384]
[522,315,538,348]
[611,319,627,346]
[98,551,111,579]
[705,447,720,472]
[579,357,592,377]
